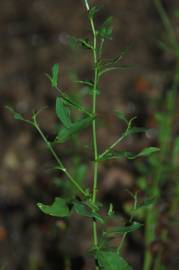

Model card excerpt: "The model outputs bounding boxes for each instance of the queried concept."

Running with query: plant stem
[84,2,100,268]
[33,116,88,198]
[117,193,138,253]
[90,13,99,250]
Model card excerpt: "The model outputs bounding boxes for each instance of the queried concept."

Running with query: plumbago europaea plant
[7,0,159,269]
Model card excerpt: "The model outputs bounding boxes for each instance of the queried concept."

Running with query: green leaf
[37,197,70,217]
[79,38,93,50]
[99,64,134,77]
[47,64,59,88]
[105,222,142,236]
[56,116,93,143]
[88,5,101,18]
[73,201,104,223]
[107,203,114,216]
[75,80,100,96]
[98,17,113,40]
[124,127,148,137]
[99,147,159,161]
[57,90,91,116]
[135,147,160,158]
[56,97,72,128]
[134,197,157,212]
[6,106,24,121]
[116,111,128,124]
[96,250,132,270]
[75,80,94,87]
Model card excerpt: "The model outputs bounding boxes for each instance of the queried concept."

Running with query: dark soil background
[0,0,179,269]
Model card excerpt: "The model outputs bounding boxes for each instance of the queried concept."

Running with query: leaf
[105,222,142,236]
[75,80,100,96]
[88,5,101,18]
[6,106,24,121]
[135,147,160,158]
[96,250,132,270]
[73,201,104,223]
[75,80,94,87]
[104,44,133,67]
[124,127,148,137]
[116,111,128,124]
[99,147,159,161]
[68,37,92,50]
[107,203,114,216]
[47,64,59,88]
[56,97,72,128]
[75,164,87,185]
[134,197,157,212]
[57,90,91,116]
[99,64,134,77]
[98,17,113,40]
[37,197,70,217]
[56,116,93,143]
[79,38,93,50]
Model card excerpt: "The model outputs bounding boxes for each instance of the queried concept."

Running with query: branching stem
[33,115,88,198]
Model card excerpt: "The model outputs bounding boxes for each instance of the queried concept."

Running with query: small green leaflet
[88,5,101,18]
[79,38,93,50]
[37,197,70,217]
[104,222,142,237]
[124,127,148,137]
[6,106,33,125]
[96,251,133,270]
[56,97,72,128]
[136,147,160,158]
[47,64,59,88]
[56,116,93,143]
[69,37,92,50]
[99,147,159,161]
[98,17,113,40]
[6,106,24,121]
[99,64,134,77]
[73,201,104,223]
[116,111,128,124]
[134,197,157,211]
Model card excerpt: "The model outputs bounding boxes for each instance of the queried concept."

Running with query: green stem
[90,14,99,250]
[33,116,88,198]
[117,193,138,253]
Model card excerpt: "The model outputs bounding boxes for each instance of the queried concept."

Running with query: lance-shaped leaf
[134,197,157,212]
[88,5,101,18]
[96,250,133,270]
[104,222,142,237]
[99,147,159,161]
[99,64,134,77]
[56,116,93,143]
[6,106,24,121]
[124,127,148,137]
[47,64,59,88]
[73,201,104,223]
[116,111,128,125]
[98,17,113,40]
[56,97,72,128]
[37,197,70,217]
[6,106,33,125]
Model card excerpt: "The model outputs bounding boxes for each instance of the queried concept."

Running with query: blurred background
[0,0,179,269]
